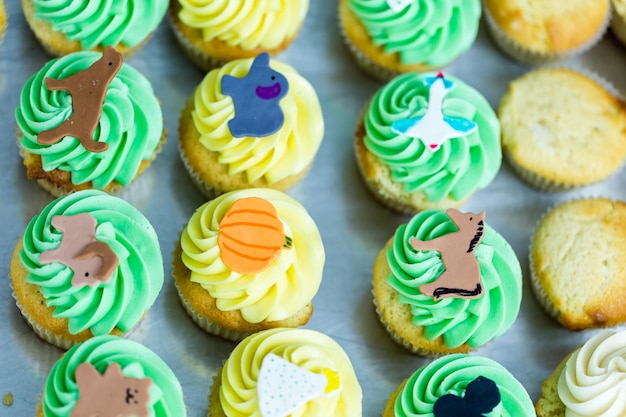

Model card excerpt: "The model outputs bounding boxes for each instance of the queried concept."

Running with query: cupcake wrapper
[339,25,399,82]
[172,273,251,342]
[483,0,612,64]
[167,14,224,73]
[177,140,223,199]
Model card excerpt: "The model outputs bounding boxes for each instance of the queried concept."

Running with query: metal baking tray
[2,2,626,416]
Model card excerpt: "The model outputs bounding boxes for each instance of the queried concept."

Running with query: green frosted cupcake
[339,0,482,80]
[10,190,164,349]
[383,354,535,416]
[355,72,501,214]
[38,335,186,417]
[15,49,166,197]
[373,208,522,355]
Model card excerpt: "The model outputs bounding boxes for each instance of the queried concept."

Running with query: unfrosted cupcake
[169,0,309,71]
[15,47,165,197]
[172,188,325,341]
[500,68,626,191]
[384,354,535,416]
[355,72,501,214]
[373,208,523,355]
[536,330,626,417]
[178,53,323,198]
[530,198,626,330]
[483,0,611,64]
[208,328,362,416]
[22,0,167,56]
[339,0,482,81]
[10,190,164,349]
[38,335,186,417]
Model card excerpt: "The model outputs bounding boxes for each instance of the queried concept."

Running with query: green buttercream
[348,0,481,66]
[42,336,186,417]
[16,51,163,190]
[386,210,521,348]
[364,72,501,202]
[394,354,535,416]
[20,190,163,335]
[33,0,168,49]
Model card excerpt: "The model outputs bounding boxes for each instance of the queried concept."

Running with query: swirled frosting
[558,330,626,417]
[219,328,362,416]
[364,72,501,202]
[190,57,323,184]
[16,51,163,190]
[20,190,163,335]
[386,209,522,348]
[32,0,167,49]
[42,335,185,417]
[348,0,481,66]
[181,188,325,323]
[393,354,534,416]
[177,0,309,50]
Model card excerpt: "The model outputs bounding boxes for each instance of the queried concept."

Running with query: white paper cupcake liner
[177,139,223,200]
[483,0,612,65]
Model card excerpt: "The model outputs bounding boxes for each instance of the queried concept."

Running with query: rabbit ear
[465,376,501,413]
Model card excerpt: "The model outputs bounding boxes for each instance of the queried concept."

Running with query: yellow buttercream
[181,189,324,323]
[191,57,323,184]
[219,328,362,417]
[178,0,309,49]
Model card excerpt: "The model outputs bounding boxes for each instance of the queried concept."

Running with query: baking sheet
[2,2,626,416]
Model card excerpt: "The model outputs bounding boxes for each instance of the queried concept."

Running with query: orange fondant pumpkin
[218,197,291,274]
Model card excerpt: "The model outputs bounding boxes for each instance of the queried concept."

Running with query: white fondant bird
[386,0,414,12]
[391,72,477,151]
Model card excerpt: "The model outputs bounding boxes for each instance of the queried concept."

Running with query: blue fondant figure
[221,52,289,138]
[391,72,477,151]
[433,376,501,417]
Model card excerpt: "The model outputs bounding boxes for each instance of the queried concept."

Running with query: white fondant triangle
[257,353,329,417]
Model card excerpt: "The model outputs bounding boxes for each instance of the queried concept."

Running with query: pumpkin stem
[284,236,293,249]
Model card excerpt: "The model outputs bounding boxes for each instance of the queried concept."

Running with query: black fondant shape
[433,376,501,417]
[221,52,289,138]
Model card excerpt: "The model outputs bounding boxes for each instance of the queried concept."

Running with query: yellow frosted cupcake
[22,0,167,56]
[530,198,626,330]
[208,328,362,416]
[483,0,611,64]
[536,330,626,417]
[178,53,324,198]
[611,0,626,47]
[169,0,309,71]
[499,68,626,191]
[172,188,325,341]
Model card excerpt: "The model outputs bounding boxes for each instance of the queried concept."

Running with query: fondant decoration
[433,376,500,417]
[386,0,414,12]
[71,362,152,417]
[257,353,341,417]
[221,52,289,138]
[218,197,293,275]
[409,208,485,300]
[37,46,123,153]
[391,72,477,151]
[40,213,119,287]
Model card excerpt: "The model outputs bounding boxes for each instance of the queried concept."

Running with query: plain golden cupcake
[169,0,309,71]
[178,53,323,198]
[536,330,626,417]
[22,0,167,56]
[208,328,362,416]
[483,0,611,64]
[499,67,626,191]
[530,198,626,331]
[339,0,482,81]
[172,188,325,341]
[10,190,164,349]
[15,47,166,197]
[373,208,523,355]
[355,72,501,214]
[384,354,535,416]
